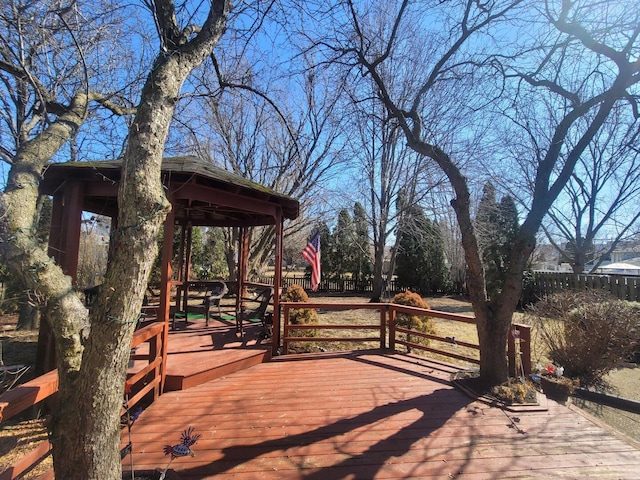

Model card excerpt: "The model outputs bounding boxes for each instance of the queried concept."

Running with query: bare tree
[540,116,640,272]
[183,49,349,277]
[350,113,428,301]
[304,0,640,385]
[0,0,232,477]
[338,33,445,302]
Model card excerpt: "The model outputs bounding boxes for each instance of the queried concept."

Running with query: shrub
[392,290,436,351]
[491,380,535,404]
[526,290,640,386]
[282,285,318,338]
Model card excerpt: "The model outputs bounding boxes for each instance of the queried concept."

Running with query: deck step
[163,348,270,391]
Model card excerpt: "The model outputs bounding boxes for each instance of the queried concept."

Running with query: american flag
[302,230,321,291]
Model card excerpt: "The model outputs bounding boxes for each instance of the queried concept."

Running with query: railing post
[508,324,532,378]
[388,306,396,351]
[282,305,290,354]
[379,306,386,349]
[517,323,532,376]
[149,333,161,400]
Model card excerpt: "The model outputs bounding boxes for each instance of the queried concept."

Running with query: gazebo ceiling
[40,156,299,226]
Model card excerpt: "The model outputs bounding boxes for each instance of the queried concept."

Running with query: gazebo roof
[40,156,299,226]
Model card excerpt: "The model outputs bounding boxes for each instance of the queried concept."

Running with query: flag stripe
[302,231,321,291]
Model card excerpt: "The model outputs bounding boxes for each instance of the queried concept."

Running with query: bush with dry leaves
[526,290,639,386]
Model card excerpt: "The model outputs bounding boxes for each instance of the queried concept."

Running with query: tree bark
[45,2,231,478]
[370,228,387,302]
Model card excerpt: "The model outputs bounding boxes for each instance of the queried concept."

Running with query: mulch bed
[451,370,548,412]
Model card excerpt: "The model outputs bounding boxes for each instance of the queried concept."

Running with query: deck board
[122,351,640,479]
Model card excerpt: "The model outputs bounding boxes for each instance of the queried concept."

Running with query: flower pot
[540,376,573,403]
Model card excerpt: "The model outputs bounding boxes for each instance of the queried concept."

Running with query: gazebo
[38,156,299,371]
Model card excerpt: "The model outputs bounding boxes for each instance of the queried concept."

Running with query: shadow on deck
[122,351,640,479]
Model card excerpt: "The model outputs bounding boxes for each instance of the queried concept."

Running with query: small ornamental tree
[392,290,436,351]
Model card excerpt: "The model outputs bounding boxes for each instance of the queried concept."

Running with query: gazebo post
[272,209,284,354]
[36,182,84,374]
[175,224,187,310]
[158,205,175,393]
[182,223,193,312]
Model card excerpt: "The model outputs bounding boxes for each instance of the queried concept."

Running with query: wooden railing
[388,304,480,365]
[281,301,531,376]
[1,303,532,479]
[282,302,387,353]
[0,370,58,480]
[0,321,165,480]
[124,322,164,411]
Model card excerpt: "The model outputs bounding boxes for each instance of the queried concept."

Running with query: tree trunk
[370,239,386,302]
[225,227,239,281]
[17,298,39,330]
[0,94,91,378]
[475,307,510,386]
[48,3,231,478]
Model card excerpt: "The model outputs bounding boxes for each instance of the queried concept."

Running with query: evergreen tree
[199,227,229,279]
[352,202,372,281]
[395,204,449,294]
[423,220,449,293]
[475,182,500,260]
[316,222,336,280]
[475,182,520,299]
[333,209,357,277]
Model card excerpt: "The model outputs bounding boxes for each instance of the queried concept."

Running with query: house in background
[610,241,640,263]
[595,261,640,276]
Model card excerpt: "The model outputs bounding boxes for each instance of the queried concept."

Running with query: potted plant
[536,365,578,403]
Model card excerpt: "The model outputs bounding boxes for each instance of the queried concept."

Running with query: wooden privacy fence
[0,322,165,480]
[531,272,640,302]
[258,275,401,294]
[263,272,640,301]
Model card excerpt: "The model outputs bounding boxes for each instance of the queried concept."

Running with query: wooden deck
[122,350,640,479]
[131,314,271,392]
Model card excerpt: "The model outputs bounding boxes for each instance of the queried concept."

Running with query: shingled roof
[40,156,299,226]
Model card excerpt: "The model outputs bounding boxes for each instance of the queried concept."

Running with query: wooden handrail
[280,301,530,375]
[131,321,163,347]
[389,304,476,323]
[388,304,480,364]
[0,321,165,480]
[0,370,58,422]
[0,324,164,420]
[281,302,387,353]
